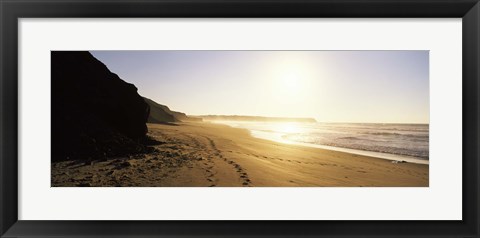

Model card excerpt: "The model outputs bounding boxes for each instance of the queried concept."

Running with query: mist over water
[213,121,429,161]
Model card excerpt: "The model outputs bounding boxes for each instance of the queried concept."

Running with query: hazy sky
[91,51,429,123]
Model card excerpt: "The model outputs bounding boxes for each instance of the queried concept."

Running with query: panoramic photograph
[51,50,429,187]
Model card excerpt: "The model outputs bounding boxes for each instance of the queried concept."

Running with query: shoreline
[52,121,429,187]
[249,130,429,164]
[210,121,429,165]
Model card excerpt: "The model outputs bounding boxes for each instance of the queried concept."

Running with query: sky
[91,51,429,124]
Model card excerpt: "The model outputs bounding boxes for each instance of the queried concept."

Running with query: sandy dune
[52,122,428,187]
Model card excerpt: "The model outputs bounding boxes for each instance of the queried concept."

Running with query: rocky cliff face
[143,97,177,123]
[144,97,202,123]
[51,51,150,161]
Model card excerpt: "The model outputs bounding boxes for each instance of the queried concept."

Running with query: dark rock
[109,159,122,165]
[141,136,165,145]
[51,51,150,162]
[117,161,132,168]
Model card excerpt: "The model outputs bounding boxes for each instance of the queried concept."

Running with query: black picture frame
[1,0,479,237]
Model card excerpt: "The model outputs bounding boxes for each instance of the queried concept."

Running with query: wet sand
[52,122,429,187]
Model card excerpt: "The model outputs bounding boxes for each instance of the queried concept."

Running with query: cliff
[143,97,177,123]
[144,97,202,123]
[51,51,151,161]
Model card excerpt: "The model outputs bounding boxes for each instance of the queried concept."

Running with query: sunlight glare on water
[273,122,302,134]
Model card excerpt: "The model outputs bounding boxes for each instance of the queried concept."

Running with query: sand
[52,122,429,187]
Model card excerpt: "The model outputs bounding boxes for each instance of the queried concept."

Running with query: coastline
[212,121,429,164]
[52,121,429,187]
[248,130,428,164]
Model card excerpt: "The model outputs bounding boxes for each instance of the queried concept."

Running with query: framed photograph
[1,0,479,237]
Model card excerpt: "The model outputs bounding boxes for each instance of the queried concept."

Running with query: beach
[52,122,429,187]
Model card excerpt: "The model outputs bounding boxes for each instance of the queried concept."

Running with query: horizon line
[188,114,429,125]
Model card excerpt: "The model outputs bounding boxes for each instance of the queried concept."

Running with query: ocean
[212,121,429,164]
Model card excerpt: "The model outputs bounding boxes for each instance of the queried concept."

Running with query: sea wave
[215,121,429,161]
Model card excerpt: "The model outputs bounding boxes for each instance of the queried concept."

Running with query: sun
[265,56,317,104]
[281,71,301,90]
[277,66,307,95]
